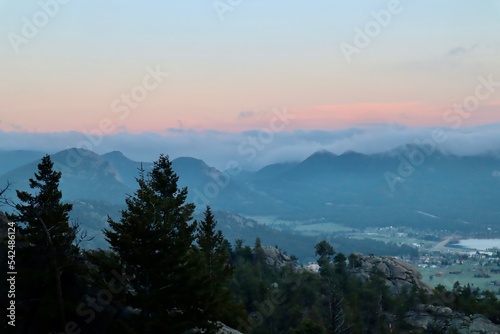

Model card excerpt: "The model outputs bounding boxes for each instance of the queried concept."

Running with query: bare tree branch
[72,219,95,249]
[0,181,9,197]
[0,181,16,208]
[0,181,11,200]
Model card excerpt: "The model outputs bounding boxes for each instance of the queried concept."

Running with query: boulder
[217,322,244,334]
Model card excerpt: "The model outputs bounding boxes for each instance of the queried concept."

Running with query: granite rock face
[347,253,433,295]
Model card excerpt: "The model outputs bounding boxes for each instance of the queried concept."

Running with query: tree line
[0,155,241,333]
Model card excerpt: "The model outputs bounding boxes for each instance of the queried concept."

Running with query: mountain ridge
[1,147,500,233]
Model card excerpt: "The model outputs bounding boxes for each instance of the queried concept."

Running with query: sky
[1,0,500,167]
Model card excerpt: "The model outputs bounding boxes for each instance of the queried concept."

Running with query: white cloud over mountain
[1,123,500,170]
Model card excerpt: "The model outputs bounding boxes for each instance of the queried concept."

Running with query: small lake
[453,239,500,251]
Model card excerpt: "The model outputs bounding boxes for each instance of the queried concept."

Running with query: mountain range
[1,147,499,255]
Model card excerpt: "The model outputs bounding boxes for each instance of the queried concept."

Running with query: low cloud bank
[1,123,500,170]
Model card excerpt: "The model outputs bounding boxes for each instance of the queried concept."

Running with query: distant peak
[341,150,364,156]
[310,149,336,157]
[173,156,205,163]
[103,150,126,157]
[53,148,100,158]
[301,150,338,165]
[102,150,131,160]
[172,156,210,169]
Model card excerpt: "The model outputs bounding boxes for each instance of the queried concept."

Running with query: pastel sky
[1,0,500,134]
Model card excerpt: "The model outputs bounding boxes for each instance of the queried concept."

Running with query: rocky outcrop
[404,304,500,333]
[261,246,296,269]
[347,253,433,295]
[188,322,243,334]
[348,254,500,333]
[217,322,243,334]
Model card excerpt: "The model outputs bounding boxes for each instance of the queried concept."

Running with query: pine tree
[196,206,228,280]
[104,154,205,332]
[196,206,238,330]
[13,155,76,252]
[9,155,78,332]
[315,241,350,333]
[315,240,335,278]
